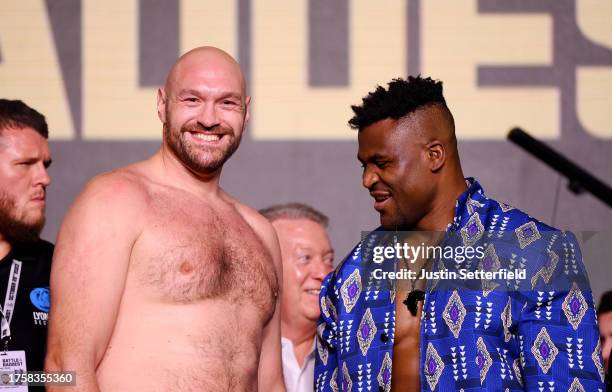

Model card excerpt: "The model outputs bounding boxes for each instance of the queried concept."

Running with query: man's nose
[35,163,51,187]
[362,165,379,190]
[197,103,221,129]
[312,258,332,281]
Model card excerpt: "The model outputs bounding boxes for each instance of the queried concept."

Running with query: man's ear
[157,88,167,123]
[244,96,251,125]
[426,141,446,172]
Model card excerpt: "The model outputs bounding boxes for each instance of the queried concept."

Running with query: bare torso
[391,233,436,391]
[95,169,278,391]
[391,291,421,392]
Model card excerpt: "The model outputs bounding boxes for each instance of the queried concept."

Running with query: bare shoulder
[82,168,148,208]
[53,165,152,273]
[63,165,151,234]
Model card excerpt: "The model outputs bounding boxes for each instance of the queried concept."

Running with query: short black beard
[0,192,44,244]
[163,122,241,175]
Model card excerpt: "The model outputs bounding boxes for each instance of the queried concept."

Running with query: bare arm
[253,214,286,392]
[45,174,145,392]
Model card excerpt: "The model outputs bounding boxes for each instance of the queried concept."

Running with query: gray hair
[259,202,329,227]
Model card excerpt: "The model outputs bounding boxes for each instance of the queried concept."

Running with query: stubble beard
[164,121,242,175]
[0,191,45,244]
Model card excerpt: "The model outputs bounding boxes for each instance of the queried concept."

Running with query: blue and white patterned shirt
[315,179,605,391]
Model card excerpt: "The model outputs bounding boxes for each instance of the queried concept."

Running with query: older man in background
[260,203,334,392]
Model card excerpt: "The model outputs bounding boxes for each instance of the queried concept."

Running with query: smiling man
[0,99,53,387]
[314,77,604,391]
[45,47,285,392]
[260,203,334,392]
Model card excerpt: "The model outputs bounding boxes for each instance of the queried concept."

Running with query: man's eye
[376,161,389,169]
[297,254,311,263]
[183,97,199,103]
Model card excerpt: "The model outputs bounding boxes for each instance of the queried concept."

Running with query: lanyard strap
[0,259,22,340]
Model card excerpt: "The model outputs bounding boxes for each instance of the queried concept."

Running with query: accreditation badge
[0,351,27,391]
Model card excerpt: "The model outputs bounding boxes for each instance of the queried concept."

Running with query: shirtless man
[45,47,285,392]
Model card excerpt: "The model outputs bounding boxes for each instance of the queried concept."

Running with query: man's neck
[155,145,222,197]
[281,319,316,367]
[0,237,12,262]
[415,175,468,231]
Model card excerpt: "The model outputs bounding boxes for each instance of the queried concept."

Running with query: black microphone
[507,128,612,209]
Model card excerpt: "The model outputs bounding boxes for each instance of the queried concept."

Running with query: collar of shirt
[281,336,316,392]
[449,177,484,230]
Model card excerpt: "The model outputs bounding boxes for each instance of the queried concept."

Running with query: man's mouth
[304,289,321,297]
[186,131,226,144]
[31,192,46,203]
[370,191,391,212]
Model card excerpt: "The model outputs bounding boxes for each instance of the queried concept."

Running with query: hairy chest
[129,198,278,319]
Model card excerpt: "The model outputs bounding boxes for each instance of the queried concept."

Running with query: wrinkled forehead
[166,56,246,98]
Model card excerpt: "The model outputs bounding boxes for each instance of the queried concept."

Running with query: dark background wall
[2,0,611,300]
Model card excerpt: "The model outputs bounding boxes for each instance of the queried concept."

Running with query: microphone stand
[507,128,612,209]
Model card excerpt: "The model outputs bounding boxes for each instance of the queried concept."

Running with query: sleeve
[517,231,605,391]
[315,270,339,392]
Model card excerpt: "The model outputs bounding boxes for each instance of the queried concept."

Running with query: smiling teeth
[306,289,321,295]
[192,133,220,141]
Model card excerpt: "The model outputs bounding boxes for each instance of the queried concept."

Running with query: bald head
[164,46,246,98]
[157,46,250,175]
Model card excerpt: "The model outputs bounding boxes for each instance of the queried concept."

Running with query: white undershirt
[281,336,316,392]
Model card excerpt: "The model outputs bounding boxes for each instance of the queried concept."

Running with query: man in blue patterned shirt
[314,77,605,391]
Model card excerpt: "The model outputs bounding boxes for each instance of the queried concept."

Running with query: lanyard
[0,259,22,342]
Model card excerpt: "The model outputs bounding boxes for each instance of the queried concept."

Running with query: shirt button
[380,332,388,343]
